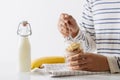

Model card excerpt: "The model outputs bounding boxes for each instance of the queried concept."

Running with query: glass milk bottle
[17,21,32,72]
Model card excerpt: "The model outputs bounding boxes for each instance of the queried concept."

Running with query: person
[58,0,120,73]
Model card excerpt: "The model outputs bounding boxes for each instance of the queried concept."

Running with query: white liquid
[18,37,31,72]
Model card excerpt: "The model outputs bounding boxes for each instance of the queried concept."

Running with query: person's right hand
[58,13,79,38]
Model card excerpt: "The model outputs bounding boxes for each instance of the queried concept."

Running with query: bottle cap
[17,21,32,37]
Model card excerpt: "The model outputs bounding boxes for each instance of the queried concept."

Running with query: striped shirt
[67,0,120,73]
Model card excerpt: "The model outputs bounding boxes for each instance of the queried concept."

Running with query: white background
[0,0,83,73]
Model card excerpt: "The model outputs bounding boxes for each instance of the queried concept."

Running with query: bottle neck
[20,36,30,44]
[19,35,29,37]
[20,36,29,40]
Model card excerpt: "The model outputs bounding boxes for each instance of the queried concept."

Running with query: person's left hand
[68,53,110,72]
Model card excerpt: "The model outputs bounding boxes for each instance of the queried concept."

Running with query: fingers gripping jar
[65,42,84,61]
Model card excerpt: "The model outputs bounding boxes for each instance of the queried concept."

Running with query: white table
[0,72,120,80]
[0,62,120,80]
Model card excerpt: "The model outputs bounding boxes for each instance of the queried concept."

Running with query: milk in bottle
[17,21,32,72]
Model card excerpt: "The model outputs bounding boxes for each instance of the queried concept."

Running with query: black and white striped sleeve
[107,55,120,73]
[74,0,96,52]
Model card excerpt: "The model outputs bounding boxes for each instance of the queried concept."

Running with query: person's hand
[58,13,79,38]
[68,53,110,72]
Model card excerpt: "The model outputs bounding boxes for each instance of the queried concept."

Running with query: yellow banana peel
[31,56,65,69]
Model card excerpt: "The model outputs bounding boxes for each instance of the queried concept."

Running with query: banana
[66,42,81,51]
[31,56,65,69]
